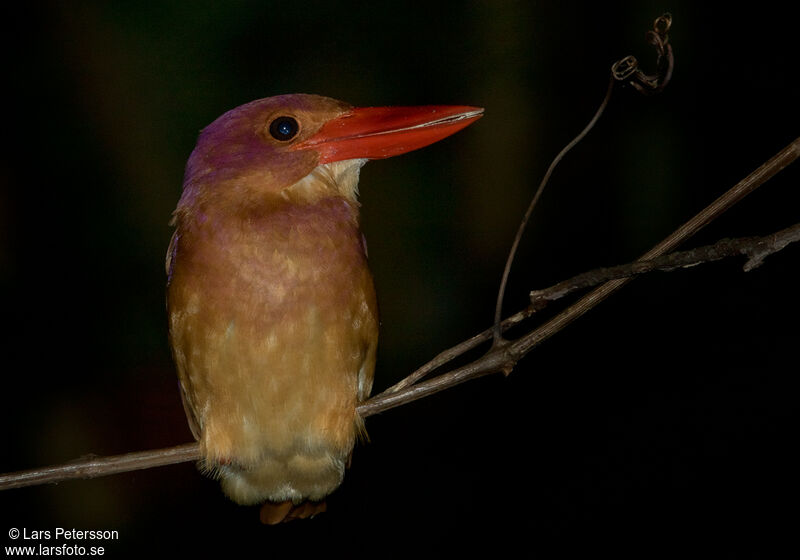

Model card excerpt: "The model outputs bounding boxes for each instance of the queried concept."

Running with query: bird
[166,93,482,524]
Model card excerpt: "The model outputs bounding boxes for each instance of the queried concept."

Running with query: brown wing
[178,379,201,441]
[166,229,201,441]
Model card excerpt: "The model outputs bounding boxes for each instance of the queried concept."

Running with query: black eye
[268,116,300,141]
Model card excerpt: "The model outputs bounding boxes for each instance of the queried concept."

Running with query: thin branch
[381,307,532,395]
[529,222,800,311]
[742,224,800,271]
[2,135,796,493]
[0,444,200,491]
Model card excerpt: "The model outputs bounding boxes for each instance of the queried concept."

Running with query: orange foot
[259,500,327,524]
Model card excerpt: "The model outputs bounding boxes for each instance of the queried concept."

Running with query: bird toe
[259,500,327,524]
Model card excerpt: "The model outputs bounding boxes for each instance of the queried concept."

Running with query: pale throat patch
[283,158,368,203]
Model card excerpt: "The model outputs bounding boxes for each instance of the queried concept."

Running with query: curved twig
[493,12,676,347]
[491,76,615,346]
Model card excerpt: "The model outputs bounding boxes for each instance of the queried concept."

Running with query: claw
[259,500,327,524]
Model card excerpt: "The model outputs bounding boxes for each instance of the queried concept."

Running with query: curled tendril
[612,13,673,95]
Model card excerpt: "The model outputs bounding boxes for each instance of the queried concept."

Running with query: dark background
[2,1,798,556]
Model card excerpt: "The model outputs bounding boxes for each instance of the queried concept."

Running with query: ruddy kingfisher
[166,94,482,523]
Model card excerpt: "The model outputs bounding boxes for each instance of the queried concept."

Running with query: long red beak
[293,105,483,164]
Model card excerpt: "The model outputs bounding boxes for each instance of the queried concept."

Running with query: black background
[2,1,798,556]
